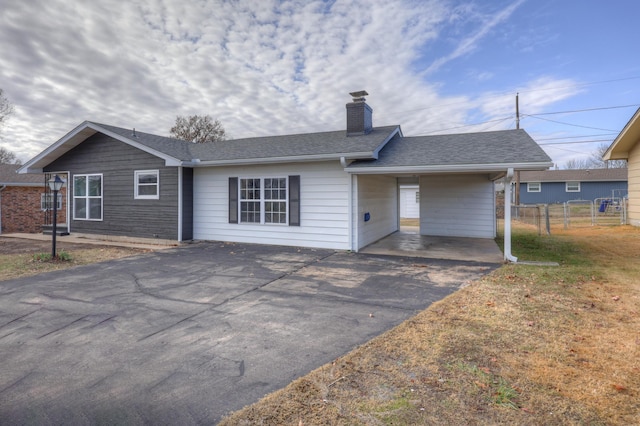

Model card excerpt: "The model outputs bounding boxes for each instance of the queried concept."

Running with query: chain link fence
[509,198,628,234]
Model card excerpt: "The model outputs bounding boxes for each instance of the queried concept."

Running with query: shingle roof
[519,168,627,182]
[347,129,552,169]
[0,164,43,185]
[96,122,401,163]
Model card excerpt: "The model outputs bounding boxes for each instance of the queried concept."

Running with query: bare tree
[590,142,627,169]
[0,88,13,128]
[564,143,627,169]
[170,115,226,143]
[0,147,21,165]
[563,158,592,169]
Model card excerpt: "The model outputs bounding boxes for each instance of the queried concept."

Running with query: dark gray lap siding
[45,134,180,240]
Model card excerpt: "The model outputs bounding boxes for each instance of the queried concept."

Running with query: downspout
[0,185,5,235]
[503,168,518,262]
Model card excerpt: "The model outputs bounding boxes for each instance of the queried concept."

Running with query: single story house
[517,168,628,204]
[19,92,553,257]
[604,107,640,226]
[0,163,67,234]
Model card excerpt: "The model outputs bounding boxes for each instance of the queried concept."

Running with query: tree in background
[0,147,21,165]
[564,143,627,169]
[0,88,13,128]
[170,115,226,143]
[0,88,19,164]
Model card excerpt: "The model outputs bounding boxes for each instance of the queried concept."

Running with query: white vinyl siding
[399,185,419,218]
[356,175,398,249]
[419,174,495,238]
[194,161,350,249]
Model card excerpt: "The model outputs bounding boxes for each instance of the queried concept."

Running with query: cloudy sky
[1,0,639,167]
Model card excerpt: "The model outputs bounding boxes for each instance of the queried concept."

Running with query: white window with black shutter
[229,176,300,226]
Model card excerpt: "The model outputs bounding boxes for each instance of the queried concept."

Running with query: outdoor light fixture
[47,175,65,259]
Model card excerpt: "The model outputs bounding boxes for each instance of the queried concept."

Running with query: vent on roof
[132,128,138,138]
[346,90,372,136]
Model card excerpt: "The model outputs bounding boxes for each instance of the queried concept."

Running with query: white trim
[134,169,160,200]
[73,173,103,221]
[565,181,581,192]
[186,152,377,167]
[346,162,554,174]
[238,176,289,225]
[18,122,183,173]
[527,182,541,192]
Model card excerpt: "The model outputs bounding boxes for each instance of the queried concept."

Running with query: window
[135,170,159,199]
[73,174,102,220]
[566,181,581,192]
[40,193,62,211]
[238,177,288,224]
[527,182,541,192]
[229,176,300,226]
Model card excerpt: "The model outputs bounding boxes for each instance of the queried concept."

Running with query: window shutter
[229,177,238,224]
[289,175,300,226]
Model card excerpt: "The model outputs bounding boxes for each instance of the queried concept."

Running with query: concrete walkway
[1,233,177,250]
[0,242,498,424]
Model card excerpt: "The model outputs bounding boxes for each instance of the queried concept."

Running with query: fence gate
[594,197,627,225]
[564,200,594,229]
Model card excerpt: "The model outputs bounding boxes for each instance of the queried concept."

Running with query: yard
[221,224,640,425]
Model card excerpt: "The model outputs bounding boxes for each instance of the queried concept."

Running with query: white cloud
[0,0,580,166]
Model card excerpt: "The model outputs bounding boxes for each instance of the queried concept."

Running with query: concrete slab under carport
[360,226,504,263]
[0,241,498,424]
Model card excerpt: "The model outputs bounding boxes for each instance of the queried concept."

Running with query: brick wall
[1,186,67,234]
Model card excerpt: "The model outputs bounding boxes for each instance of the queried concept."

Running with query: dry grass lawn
[221,224,640,425]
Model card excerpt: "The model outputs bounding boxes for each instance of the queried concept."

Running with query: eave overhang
[345,161,554,175]
[18,121,183,174]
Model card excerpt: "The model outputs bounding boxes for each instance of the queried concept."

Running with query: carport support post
[503,168,518,263]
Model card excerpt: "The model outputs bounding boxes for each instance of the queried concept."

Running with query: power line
[536,133,616,141]
[522,114,617,132]
[538,139,612,146]
[414,116,512,135]
[525,104,640,117]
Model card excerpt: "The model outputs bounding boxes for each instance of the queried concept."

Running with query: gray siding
[45,133,180,240]
[520,181,628,204]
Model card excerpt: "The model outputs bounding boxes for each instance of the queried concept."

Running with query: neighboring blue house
[518,169,628,204]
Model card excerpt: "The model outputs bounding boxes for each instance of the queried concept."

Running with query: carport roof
[346,129,553,173]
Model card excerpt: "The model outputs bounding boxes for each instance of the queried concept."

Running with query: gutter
[503,168,517,263]
[345,161,554,174]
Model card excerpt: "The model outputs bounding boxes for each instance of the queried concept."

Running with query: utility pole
[514,93,520,205]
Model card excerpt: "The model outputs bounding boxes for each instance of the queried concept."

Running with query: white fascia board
[93,125,183,166]
[18,121,96,173]
[603,108,640,161]
[346,161,554,174]
[370,126,402,160]
[18,122,183,173]
[187,151,376,167]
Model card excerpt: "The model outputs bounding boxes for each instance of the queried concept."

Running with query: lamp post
[48,175,65,259]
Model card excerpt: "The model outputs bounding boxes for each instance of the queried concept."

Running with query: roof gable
[347,129,553,173]
[604,107,640,161]
[19,122,402,173]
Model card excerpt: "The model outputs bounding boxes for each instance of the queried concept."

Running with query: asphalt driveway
[0,242,498,424]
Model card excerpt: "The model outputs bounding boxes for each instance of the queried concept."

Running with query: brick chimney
[346,90,372,136]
